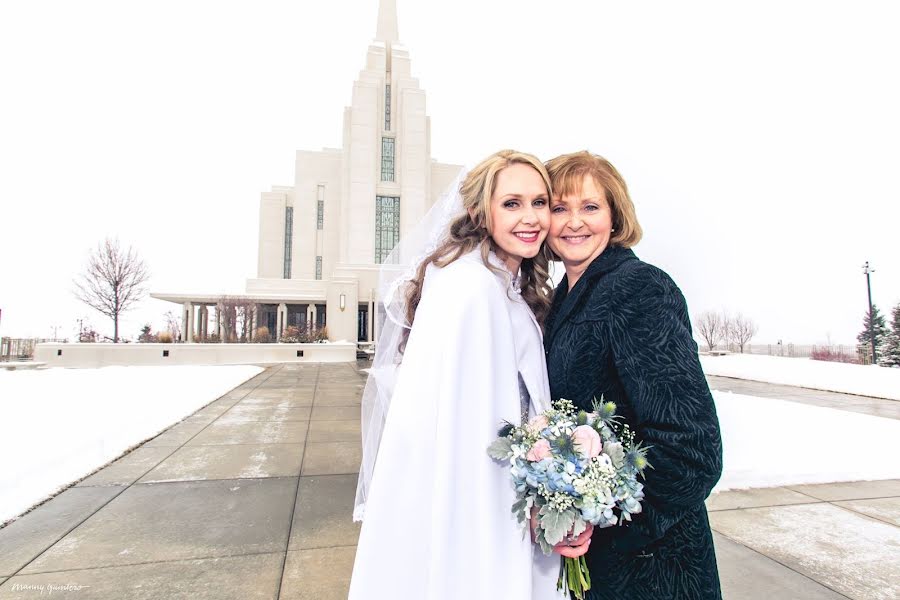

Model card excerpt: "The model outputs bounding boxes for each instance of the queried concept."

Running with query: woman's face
[487,163,550,273]
[548,174,614,272]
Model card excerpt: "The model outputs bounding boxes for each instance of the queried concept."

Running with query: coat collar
[545,245,638,349]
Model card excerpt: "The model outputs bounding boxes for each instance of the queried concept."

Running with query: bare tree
[729,313,758,353]
[695,310,724,352]
[163,310,182,341]
[217,296,256,342]
[73,238,150,343]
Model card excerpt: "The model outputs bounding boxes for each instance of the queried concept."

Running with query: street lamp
[863,261,876,364]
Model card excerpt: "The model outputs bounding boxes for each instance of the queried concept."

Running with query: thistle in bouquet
[487,398,651,599]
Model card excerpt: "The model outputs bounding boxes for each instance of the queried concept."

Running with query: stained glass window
[317,185,325,229]
[374,195,400,263]
[381,137,395,182]
[385,84,391,131]
[283,207,293,279]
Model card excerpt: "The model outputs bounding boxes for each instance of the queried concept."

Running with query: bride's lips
[513,231,540,243]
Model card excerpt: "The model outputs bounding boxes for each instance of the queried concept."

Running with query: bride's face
[487,163,550,273]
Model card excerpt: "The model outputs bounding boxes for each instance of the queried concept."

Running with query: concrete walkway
[707,375,900,420]
[0,364,897,598]
[0,363,364,599]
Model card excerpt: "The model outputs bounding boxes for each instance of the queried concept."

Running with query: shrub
[254,326,271,343]
[810,347,859,364]
[281,325,301,343]
[277,324,328,343]
[157,331,174,344]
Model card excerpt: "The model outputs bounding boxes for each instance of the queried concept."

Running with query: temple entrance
[358,304,369,341]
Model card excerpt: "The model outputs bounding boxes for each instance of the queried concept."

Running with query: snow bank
[713,391,900,492]
[701,353,900,401]
[0,365,263,523]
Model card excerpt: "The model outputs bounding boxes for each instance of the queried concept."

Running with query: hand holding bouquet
[487,398,651,599]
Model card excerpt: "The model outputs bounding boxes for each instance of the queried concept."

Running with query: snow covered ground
[711,391,900,492]
[700,353,900,401]
[0,365,263,524]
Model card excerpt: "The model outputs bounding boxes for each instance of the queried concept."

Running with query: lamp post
[863,261,876,364]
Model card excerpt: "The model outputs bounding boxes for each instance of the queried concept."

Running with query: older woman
[543,151,723,599]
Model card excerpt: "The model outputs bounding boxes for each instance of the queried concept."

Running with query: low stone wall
[34,342,357,368]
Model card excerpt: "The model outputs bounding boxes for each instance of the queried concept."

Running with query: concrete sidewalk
[0,363,897,599]
[707,375,900,420]
[0,363,364,599]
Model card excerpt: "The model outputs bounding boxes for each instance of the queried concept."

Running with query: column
[251,304,258,341]
[183,302,194,344]
[277,303,287,341]
[217,302,225,342]
[369,298,375,342]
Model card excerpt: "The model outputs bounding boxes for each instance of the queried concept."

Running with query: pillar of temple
[277,303,287,341]
[216,302,225,342]
[183,302,194,343]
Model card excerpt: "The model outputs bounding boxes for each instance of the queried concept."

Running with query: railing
[712,343,869,363]
[0,338,67,362]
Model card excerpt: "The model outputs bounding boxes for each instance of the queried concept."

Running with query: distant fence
[0,338,67,362]
[713,342,870,364]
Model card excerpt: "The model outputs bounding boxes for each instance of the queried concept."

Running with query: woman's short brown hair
[544,151,643,248]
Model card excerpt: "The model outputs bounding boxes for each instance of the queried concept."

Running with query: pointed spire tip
[375,0,399,43]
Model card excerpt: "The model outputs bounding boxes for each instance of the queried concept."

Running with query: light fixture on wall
[339,293,346,311]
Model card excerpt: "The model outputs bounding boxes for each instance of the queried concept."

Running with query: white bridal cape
[349,249,562,599]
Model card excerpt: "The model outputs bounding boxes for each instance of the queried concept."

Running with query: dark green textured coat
[544,245,723,600]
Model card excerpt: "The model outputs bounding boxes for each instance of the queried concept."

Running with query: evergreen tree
[138,324,156,343]
[883,303,900,368]
[891,303,900,337]
[857,304,889,363]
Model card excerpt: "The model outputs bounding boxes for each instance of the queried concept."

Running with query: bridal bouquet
[487,398,651,599]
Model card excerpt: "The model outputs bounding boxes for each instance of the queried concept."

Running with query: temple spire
[375,0,399,44]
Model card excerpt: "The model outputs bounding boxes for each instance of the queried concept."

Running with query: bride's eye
[503,200,520,209]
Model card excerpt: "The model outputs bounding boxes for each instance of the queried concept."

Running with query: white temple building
[152,0,462,344]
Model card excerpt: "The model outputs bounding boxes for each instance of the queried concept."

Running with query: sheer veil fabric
[353,167,469,523]
[349,169,563,599]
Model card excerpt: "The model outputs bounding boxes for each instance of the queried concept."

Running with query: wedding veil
[353,167,468,522]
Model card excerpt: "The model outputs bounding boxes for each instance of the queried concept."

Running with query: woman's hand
[555,522,593,558]
[530,507,594,557]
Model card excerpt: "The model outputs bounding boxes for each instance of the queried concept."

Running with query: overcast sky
[1,0,898,345]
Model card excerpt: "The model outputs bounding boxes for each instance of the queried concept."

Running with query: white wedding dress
[349,248,563,600]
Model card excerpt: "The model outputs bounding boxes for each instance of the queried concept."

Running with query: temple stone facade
[153,0,461,344]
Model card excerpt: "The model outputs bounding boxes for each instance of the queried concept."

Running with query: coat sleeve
[605,266,722,554]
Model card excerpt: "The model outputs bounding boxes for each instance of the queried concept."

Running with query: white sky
[1,0,898,345]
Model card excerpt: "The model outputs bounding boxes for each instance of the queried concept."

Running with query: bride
[349,150,568,599]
